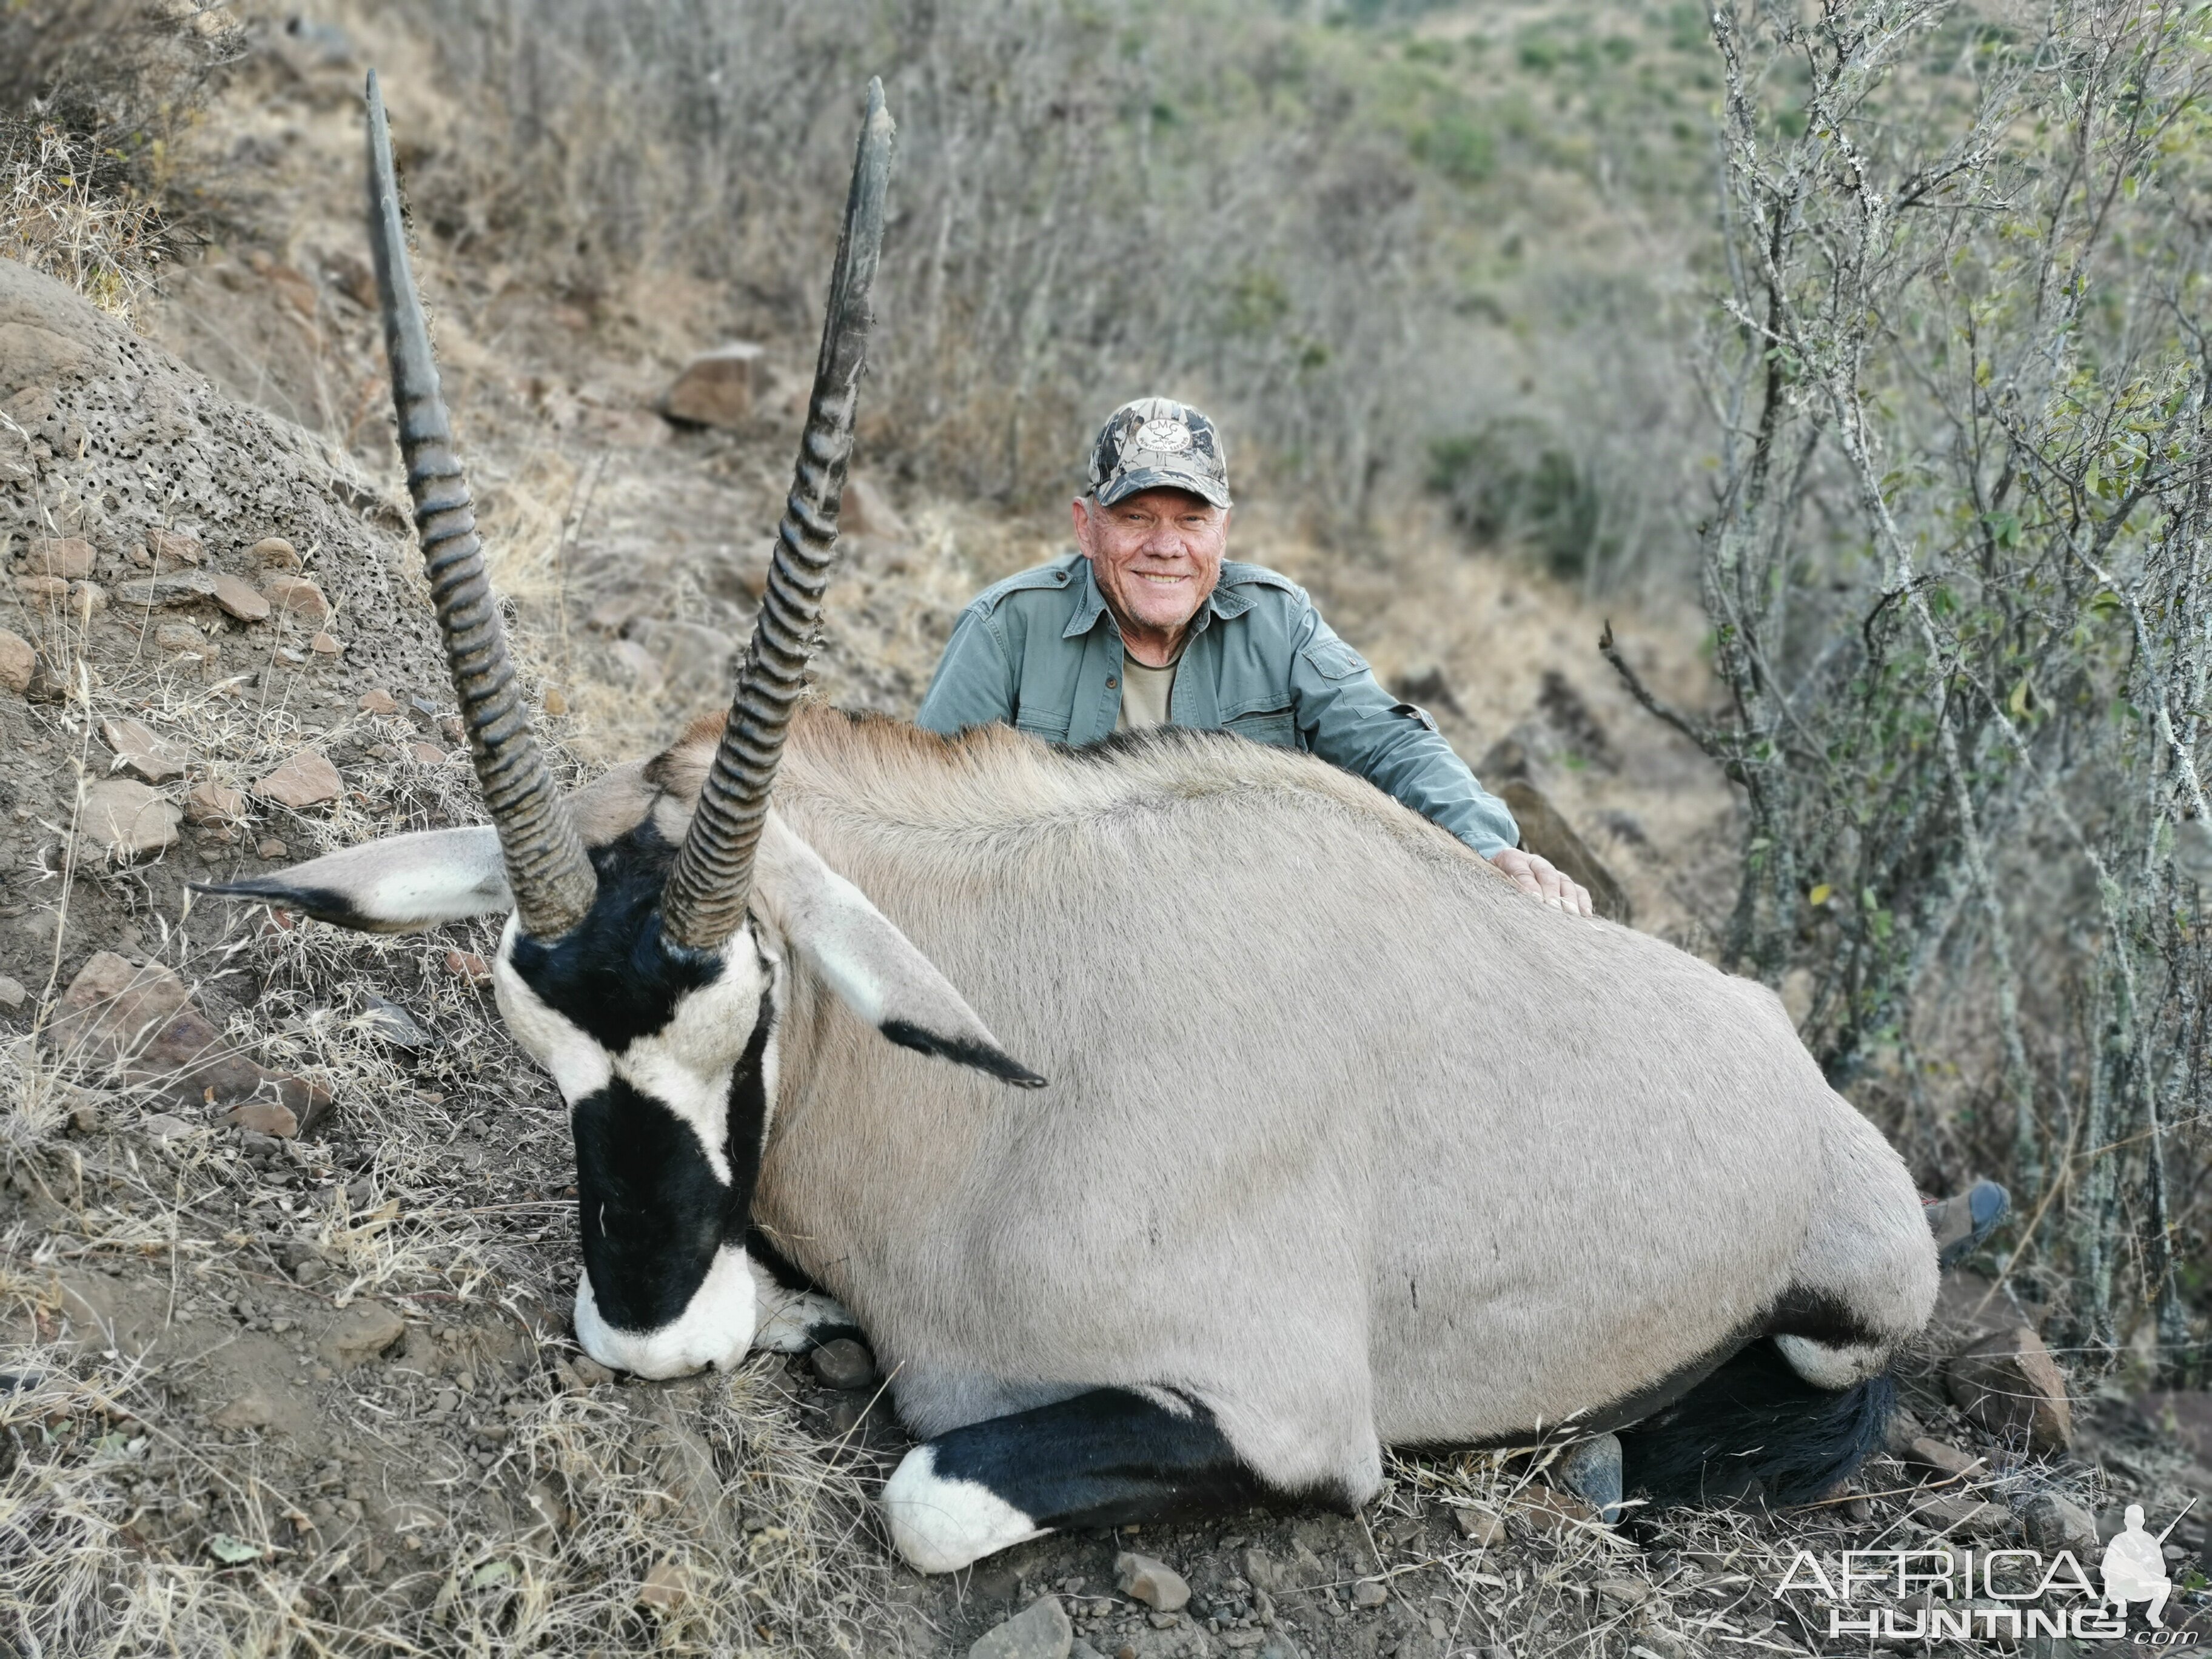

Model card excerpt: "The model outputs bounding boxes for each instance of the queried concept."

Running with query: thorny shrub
[1604,0,2212,1375]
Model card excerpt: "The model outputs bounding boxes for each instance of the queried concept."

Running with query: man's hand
[1487,847,1594,918]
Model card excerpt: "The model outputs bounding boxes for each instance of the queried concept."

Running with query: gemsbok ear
[192,826,511,933]
[754,815,1047,1090]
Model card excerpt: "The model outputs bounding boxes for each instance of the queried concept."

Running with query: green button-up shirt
[914,552,1520,857]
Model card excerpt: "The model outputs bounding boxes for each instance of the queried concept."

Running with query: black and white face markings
[491,825,789,1378]
[880,1389,1293,1574]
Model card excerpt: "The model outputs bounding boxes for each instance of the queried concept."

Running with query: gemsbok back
[201,74,1939,1574]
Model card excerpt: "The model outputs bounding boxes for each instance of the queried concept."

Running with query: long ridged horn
[365,70,597,940]
[659,79,894,952]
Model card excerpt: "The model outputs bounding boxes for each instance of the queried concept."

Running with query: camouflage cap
[1086,397,1232,510]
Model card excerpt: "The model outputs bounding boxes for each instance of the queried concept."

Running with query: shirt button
[1106,675,1119,689]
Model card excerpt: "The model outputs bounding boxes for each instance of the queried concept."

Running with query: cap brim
[1096,466,1232,511]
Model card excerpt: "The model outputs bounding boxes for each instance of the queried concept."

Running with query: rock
[1350,1579,1387,1609]
[0,628,31,692]
[811,1336,876,1391]
[1510,1485,1597,1535]
[0,975,24,1010]
[184,782,246,823]
[2023,1492,2099,1555]
[358,688,398,716]
[843,474,909,540]
[1116,1552,1190,1613]
[1947,1326,2073,1452]
[1497,779,1631,922]
[145,528,203,568]
[255,837,288,860]
[140,1111,198,1141]
[2139,1390,2212,1465]
[100,717,186,783]
[309,632,340,655]
[318,1301,405,1366]
[253,751,341,809]
[1912,1493,2015,1538]
[623,618,738,689]
[360,995,427,1049]
[210,1384,282,1431]
[207,571,270,622]
[1884,1403,1928,1456]
[405,742,445,765]
[116,569,219,607]
[608,637,665,692]
[67,580,105,614]
[543,685,568,715]
[250,535,300,569]
[260,574,329,622]
[446,950,491,985]
[79,778,181,857]
[16,574,67,607]
[153,620,210,656]
[1594,1578,1652,1614]
[569,1355,615,1387]
[659,341,767,428]
[227,1101,298,1138]
[1905,1436,1983,1480]
[637,1558,692,1615]
[50,951,331,1131]
[24,535,95,578]
[968,1596,1072,1659]
[1452,1506,1505,1545]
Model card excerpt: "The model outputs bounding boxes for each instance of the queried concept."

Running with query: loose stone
[209,571,271,621]
[967,1596,1072,1659]
[0,629,33,693]
[253,751,341,809]
[79,779,182,856]
[810,1337,876,1391]
[1116,1552,1191,1613]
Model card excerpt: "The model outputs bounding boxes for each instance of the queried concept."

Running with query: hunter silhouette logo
[1776,1503,2200,1644]
[2103,1502,2190,1627]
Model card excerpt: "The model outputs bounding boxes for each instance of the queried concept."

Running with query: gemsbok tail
[1618,1338,1895,1508]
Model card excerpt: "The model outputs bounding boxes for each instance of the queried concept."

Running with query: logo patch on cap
[1133,417,1195,455]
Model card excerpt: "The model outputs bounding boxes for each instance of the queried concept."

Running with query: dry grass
[0,123,171,322]
[0,601,911,1657]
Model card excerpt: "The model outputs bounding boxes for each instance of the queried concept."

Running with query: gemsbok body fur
[203,75,1939,1575]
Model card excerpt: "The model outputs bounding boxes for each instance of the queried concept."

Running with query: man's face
[1072,486,1230,651]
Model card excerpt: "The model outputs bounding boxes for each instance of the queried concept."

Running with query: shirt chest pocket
[1222,707,1296,748]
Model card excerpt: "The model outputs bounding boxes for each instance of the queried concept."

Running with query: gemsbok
[201,73,1939,1574]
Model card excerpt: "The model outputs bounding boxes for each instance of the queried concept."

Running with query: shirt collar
[1062,556,1253,642]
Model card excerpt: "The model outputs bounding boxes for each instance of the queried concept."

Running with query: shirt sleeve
[914,606,1018,735]
[1287,602,1520,857]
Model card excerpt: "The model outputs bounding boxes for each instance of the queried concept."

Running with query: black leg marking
[923,1389,1287,1532]
[1619,1338,1894,1508]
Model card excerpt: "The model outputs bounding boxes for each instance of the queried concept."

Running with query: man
[916,397,1593,913]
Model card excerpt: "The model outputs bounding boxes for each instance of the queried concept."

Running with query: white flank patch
[880,1444,1049,1574]
[574,1244,758,1378]
[748,1256,853,1354]
[1775,1333,1887,1390]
